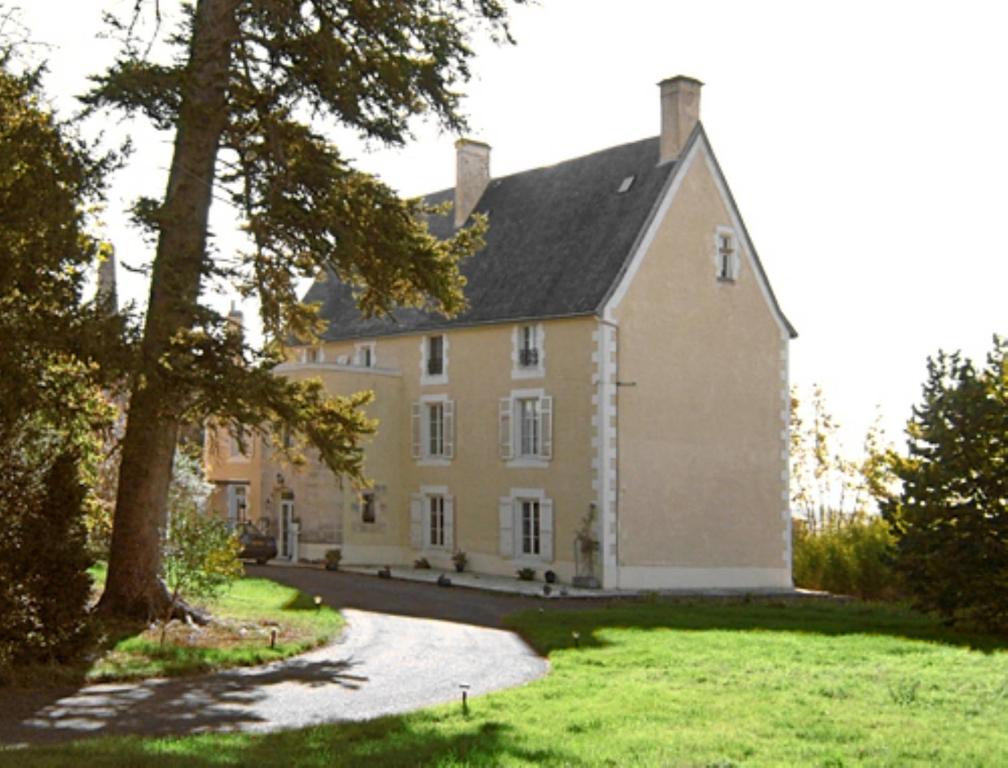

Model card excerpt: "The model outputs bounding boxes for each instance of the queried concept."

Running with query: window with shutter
[415,397,454,463]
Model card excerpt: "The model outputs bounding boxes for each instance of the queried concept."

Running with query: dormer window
[715,227,739,282]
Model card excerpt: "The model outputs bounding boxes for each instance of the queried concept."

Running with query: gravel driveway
[0,568,572,747]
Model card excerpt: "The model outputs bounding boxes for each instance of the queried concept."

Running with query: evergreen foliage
[882,336,1008,630]
[0,444,95,673]
[0,57,118,670]
[86,0,526,619]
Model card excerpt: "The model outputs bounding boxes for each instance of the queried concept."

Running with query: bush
[0,448,94,674]
[793,516,900,600]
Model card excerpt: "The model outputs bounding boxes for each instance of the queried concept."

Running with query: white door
[280,498,295,559]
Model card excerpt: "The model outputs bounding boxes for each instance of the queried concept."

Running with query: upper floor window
[420,334,449,385]
[519,326,538,367]
[427,335,444,375]
[228,425,251,460]
[512,323,545,379]
[411,396,455,462]
[715,227,739,283]
[355,342,375,368]
[518,398,541,457]
[499,390,553,466]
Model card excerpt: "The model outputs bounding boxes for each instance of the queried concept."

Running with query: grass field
[9,564,343,685]
[6,598,1007,766]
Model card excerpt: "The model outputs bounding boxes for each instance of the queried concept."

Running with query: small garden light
[460,683,470,714]
[313,595,322,609]
[572,630,580,648]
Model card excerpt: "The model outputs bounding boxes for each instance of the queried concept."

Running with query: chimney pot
[658,75,703,164]
[454,138,491,228]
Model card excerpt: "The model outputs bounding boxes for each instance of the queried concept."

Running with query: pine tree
[882,337,1008,630]
[88,0,525,619]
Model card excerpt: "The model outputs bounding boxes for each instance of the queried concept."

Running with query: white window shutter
[444,400,455,459]
[411,402,421,459]
[444,495,455,551]
[499,497,514,557]
[540,498,554,561]
[499,398,513,459]
[540,395,553,459]
[409,494,423,548]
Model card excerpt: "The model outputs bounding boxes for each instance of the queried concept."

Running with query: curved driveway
[1,568,566,746]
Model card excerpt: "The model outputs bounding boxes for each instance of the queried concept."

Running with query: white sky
[16,0,1008,456]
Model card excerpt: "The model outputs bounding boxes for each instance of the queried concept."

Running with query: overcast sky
[16,0,1008,455]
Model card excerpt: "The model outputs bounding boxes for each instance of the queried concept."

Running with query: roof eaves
[317,310,599,343]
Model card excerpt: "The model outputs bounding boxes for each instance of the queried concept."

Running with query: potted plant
[414,556,431,569]
[452,549,468,573]
[544,569,557,584]
[517,566,536,581]
[324,548,341,571]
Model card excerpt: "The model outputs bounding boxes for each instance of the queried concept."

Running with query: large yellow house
[206,76,797,590]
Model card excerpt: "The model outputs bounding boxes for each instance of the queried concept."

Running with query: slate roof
[304,135,678,341]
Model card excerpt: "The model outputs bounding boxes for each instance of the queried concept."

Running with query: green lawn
[6,599,1008,766]
[67,564,342,683]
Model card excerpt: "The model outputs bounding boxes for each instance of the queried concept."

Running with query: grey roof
[305,127,797,341]
[305,135,677,340]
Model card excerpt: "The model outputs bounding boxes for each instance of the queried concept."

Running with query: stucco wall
[207,317,599,583]
[610,145,790,588]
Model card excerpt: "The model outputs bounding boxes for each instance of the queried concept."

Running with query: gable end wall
[607,140,791,589]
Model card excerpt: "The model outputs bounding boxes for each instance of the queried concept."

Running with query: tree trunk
[97,0,240,621]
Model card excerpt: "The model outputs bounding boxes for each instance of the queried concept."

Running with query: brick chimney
[454,138,490,228]
[658,76,703,164]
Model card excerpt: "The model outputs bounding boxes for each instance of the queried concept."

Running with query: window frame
[354,341,376,368]
[714,225,740,283]
[511,323,545,379]
[500,389,552,468]
[412,394,454,465]
[360,490,376,524]
[420,334,449,385]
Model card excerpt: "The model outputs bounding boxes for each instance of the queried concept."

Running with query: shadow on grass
[505,597,1008,656]
[2,718,562,768]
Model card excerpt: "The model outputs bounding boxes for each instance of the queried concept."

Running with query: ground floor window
[361,491,376,523]
[429,495,445,547]
[520,499,540,556]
